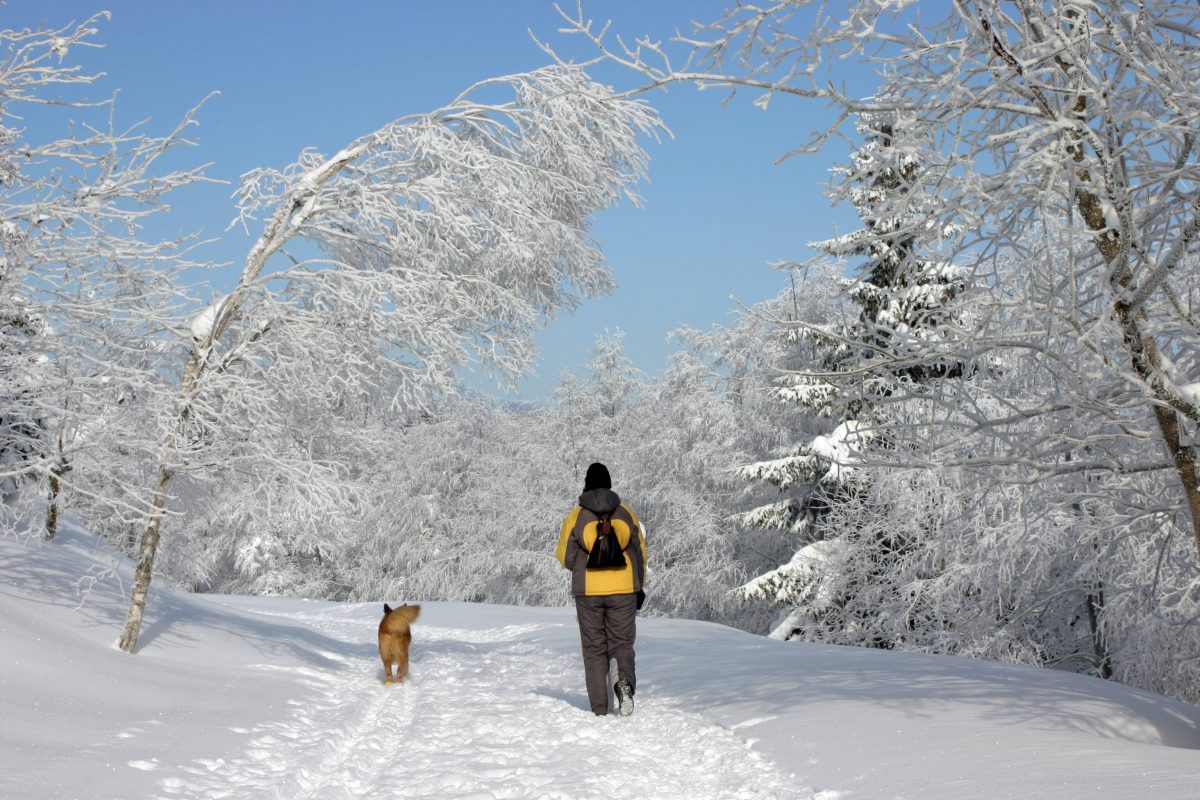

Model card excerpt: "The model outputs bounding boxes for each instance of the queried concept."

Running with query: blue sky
[11,1,866,401]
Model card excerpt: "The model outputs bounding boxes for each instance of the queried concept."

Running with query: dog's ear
[383,603,392,615]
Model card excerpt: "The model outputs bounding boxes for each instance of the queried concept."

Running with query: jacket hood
[578,488,621,515]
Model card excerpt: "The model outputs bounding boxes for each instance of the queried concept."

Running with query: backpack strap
[597,511,613,540]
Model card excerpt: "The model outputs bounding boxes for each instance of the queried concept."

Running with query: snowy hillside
[3,524,1199,800]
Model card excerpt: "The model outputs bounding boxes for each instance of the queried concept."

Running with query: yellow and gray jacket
[556,488,647,597]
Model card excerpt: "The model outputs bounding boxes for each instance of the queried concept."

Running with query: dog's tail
[391,604,421,625]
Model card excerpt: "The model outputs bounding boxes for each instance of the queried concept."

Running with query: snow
[189,299,223,342]
[4,523,1200,800]
[1181,381,1200,406]
[810,420,870,483]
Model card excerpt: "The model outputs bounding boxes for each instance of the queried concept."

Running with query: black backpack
[584,510,627,570]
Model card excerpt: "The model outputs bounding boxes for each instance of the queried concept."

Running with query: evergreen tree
[737,111,966,642]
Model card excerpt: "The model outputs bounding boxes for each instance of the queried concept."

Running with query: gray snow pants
[573,593,637,715]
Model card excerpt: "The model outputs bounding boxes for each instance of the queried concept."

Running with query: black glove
[636,590,646,611]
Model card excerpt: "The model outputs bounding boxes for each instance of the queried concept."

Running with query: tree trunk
[44,406,69,542]
[1084,583,1112,680]
[1071,159,1200,559]
[117,352,204,654]
[1129,331,1200,559]
[1104,265,1200,561]
[117,474,171,652]
[44,466,62,542]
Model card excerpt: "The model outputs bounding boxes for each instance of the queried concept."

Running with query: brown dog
[378,603,421,685]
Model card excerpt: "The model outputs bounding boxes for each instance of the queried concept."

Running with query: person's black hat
[584,462,611,492]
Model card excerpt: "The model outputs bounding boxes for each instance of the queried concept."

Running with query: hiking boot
[614,679,634,717]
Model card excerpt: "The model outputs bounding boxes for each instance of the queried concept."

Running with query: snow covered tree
[333,320,796,633]
[900,220,1200,697]
[553,329,645,467]
[141,369,389,597]
[735,112,966,642]
[0,14,210,545]
[557,0,1200,560]
[0,301,45,499]
[555,0,1200,702]
[118,66,661,652]
[341,396,573,608]
[616,293,818,631]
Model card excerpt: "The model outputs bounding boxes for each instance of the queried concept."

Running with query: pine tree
[737,110,966,642]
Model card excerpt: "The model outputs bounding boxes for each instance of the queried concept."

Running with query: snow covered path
[9,529,1200,800]
[154,603,810,800]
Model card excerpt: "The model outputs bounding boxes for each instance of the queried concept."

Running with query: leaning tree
[117,66,662,652]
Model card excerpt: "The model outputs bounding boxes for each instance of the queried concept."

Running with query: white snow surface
[4,523,1200,799]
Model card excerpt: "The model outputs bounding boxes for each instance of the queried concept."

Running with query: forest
[5,1,1200,706]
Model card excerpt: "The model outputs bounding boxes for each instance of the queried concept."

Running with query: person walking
[555,462,647,716]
